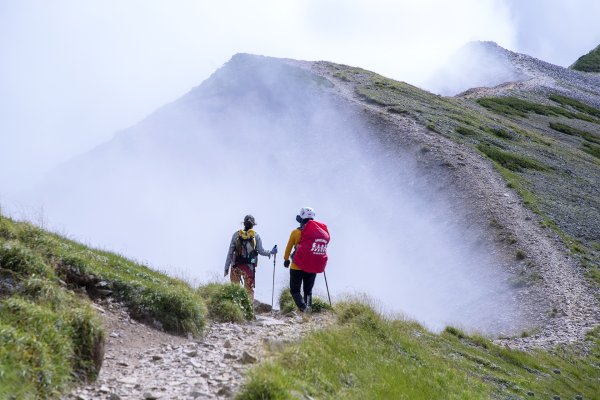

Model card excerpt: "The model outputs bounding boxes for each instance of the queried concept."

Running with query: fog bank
[3,1,600,193]
[7,56,525,335]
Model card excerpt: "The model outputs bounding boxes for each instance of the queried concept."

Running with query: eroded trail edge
[64,301,333,400]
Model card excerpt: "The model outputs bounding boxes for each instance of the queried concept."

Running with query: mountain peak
[426,40,600,106]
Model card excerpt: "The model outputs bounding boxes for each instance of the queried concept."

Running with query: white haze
[425,41,526,96]
[2,0,600,191]
[6,57,526,334]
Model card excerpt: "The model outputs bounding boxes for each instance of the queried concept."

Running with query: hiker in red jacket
[283,207,330,312]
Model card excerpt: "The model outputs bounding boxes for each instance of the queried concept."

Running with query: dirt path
[64,300,333,400]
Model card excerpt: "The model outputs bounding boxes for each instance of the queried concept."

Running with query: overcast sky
[1,0,599,195]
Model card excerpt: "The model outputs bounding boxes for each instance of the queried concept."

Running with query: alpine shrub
[0,240,53,278]
[198,283,254,322]
[131,285,207,334]
[236,376,290,400]
[549,122,600,144]
[582,142,600,159]
[278,288,296,314]
[477,96,597,122]
[456,126,478,136]
[549,94,600,118]
[311,296,332,313]
[477,144,547,172]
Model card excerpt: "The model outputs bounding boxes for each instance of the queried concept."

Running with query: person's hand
[271,245,278,255]
[284,260,290,268]
[224,267,229,277]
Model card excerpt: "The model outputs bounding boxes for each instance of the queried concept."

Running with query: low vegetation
[477,144,547,172]
[582,142,600,159]
[549,122,600,144]
[571,44,600,73]
[278,288,332,314]
[455,126,478,137]
[278,289,296,314]
[237,301,600,400]
[0,214,207,398]
[549,94,600,119]
[477,96,598,123]
[197,282,254,322]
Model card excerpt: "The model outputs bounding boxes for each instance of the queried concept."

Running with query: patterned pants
[230,264,255,300]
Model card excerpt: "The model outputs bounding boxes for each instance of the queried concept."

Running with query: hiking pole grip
[324,271,332,307]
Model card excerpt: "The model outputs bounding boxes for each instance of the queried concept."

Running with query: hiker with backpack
[224,215,277,301]
[283,207,330,312]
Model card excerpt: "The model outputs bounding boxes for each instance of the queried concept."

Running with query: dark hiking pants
[290,269,317,311]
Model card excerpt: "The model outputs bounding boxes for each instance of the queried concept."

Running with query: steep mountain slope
[311,56,600,348]
[19,48,600,346]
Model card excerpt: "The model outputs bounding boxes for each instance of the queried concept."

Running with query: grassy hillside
[0,214,207,398]
[238,302,600,399]
[571,45,600,73]
[327,62,600,285]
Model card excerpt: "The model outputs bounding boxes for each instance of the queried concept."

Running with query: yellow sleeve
[284,229,301,260]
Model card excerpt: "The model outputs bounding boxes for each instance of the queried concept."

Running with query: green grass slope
[0,214,207,398]
[238,302,600,399]
[571,44,600,73]
[326,63,600,285]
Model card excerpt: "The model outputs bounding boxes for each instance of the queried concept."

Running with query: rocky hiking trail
[64,300,333,400]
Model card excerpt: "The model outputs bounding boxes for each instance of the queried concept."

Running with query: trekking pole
[271,245,277,313]
[323,271,332,307]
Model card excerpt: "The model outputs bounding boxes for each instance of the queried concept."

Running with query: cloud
[14,56,526,333]
[0,0,515,193]
[504,0,600,67]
